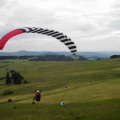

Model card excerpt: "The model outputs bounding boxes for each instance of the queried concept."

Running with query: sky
[0,0,120,53]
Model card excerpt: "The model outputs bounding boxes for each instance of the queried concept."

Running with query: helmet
[37,90,39,93]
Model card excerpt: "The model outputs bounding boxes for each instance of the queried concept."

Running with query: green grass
[0,98,120,120]
[0,59,120,120]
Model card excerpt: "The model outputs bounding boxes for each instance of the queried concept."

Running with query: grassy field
[0,59,120,120]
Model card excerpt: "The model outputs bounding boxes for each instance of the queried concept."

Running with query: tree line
[29,55,74,61]
[110,55,120,59]
[6,70,24,84]
[0,55,87,61]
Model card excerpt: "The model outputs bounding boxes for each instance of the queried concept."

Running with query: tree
[11,71,24,84]
[110,55,120,59]
[6,72,11,84]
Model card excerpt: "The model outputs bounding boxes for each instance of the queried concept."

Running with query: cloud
[112,0,120,9]
[0,0,120,52]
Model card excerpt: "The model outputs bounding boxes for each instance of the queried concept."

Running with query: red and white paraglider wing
[0,27,77,55]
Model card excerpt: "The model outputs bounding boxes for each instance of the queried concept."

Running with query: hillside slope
[0,59,120,120]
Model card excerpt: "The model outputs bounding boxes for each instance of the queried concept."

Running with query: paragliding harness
[36,92,41,101]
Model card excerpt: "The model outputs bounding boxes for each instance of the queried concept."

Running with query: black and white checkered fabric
[20,27,77,55]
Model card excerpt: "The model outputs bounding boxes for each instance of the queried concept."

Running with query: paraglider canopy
[0,27,77,55]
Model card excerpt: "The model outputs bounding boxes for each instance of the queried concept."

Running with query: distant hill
[78,51,120,59]
[0,51,65,56]
[0,50,120,59]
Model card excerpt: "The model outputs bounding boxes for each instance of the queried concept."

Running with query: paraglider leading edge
[0,27,77,55]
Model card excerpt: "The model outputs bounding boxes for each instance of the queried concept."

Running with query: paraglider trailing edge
[0,27,77,55]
